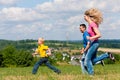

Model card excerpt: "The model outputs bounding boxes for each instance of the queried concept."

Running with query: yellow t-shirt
[36,44,48,57]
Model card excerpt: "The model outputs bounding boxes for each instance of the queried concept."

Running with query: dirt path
[98,48,120,54]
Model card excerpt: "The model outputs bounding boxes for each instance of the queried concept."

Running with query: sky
[0,0,120,40]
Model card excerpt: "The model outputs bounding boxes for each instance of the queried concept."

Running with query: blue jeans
[92,53,109,64]
[80,53,88,74]
[32,57,60,74]
[84,43,109,75]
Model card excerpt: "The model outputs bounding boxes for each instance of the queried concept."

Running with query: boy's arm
[46,48,52,56]
[43,45,48,50]
[32,49,39,57]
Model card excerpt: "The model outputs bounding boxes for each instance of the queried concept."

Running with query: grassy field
[0,64,120,80]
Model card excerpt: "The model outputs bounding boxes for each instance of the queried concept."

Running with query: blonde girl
[84,8,115,75]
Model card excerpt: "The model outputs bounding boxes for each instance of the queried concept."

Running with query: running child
[32,38,61,74]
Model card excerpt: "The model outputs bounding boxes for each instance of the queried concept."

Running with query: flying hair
[84,8,103,24]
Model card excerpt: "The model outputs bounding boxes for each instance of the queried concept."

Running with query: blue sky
[0,0,120,40]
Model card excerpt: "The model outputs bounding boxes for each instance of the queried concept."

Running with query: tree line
[1,39,120,50]
[0,39,120,67]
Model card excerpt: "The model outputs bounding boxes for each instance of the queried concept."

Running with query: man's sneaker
[108,52,115,62]
[101,60,105,66]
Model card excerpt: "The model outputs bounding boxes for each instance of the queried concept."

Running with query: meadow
[0,64,120,80]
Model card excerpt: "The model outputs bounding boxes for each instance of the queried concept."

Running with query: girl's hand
[87,36,94,41]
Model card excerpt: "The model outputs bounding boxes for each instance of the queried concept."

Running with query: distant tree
[1,45,16,67]
[54,52,63,62]
[0,45,33,67]
[0,54,3,66]
[14,50,33,67]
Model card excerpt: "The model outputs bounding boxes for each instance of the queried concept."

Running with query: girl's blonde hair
[84,8,103,24]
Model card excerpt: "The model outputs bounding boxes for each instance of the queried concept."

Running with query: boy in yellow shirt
[32,38,61,74]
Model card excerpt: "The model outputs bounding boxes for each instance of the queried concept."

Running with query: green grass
[0,64,120,80]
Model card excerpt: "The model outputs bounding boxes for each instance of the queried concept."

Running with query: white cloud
[36,0,82,12]
[0,0,120,40]
[36,0,120,13]
[0,0,20,5]
[11,22,53,35]
[36,2,54,12]
[32,22,53,31]
[67,15,83,24]
[0,7,47,22]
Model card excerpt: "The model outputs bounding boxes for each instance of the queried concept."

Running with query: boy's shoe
[89,75,94,78]
[108,52,115,62]
[32,72,36,74]
[101,60,105,66]
[55,70,61,74]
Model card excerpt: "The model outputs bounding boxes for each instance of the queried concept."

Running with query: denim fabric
[84,43,109,75]
[92,53,109,64]
[32,57,59,74]
[80,53,88,74]
[84,43,99,75]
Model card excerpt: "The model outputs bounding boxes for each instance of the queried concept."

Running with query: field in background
[98,48,120,54]
[60,47,120,55]
[0,64,120,80]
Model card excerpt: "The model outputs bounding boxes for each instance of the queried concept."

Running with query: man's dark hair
[80,24,86,29]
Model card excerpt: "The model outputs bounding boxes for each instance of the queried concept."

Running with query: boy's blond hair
[84,8,103,24]
[38,37,44,43]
